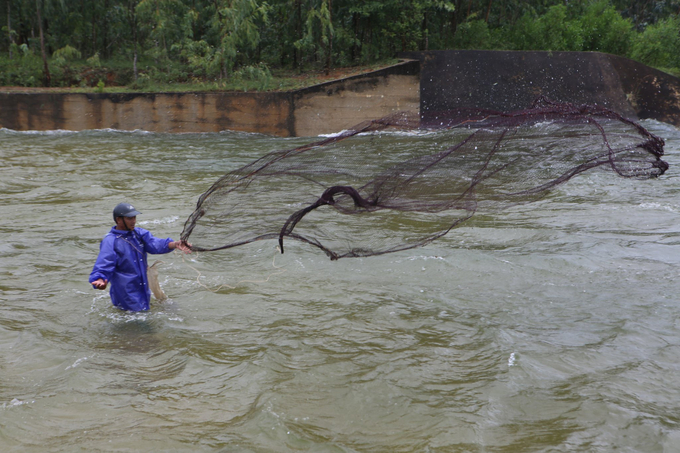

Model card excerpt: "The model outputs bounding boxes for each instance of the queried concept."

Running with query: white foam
[0,127,76,135]
[65,357,88,370]
[94,128,155,134]
[2,398,34,409]
[318,129,430,138]
[138,215,180,226]
[394,255,447,264]
[638,202,678,213]
[103,311,149,323]
[318,129,351,138]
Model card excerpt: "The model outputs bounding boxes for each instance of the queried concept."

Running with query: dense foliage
[1,0,679,89]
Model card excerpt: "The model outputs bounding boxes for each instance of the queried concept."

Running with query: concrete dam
[1,50,678,136]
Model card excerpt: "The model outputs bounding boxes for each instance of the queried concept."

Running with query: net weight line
[178,248,287,292]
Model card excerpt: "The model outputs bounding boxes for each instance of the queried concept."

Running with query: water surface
[1,121,679,452]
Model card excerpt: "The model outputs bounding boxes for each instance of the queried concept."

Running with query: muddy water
[1,121,679,452]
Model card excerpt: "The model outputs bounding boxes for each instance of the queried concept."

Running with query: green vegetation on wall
[1,0,679,90]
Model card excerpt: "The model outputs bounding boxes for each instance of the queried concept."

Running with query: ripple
[1,121,679,452]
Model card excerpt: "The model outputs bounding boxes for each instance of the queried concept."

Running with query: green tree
[612,0,680,30]
[342,1,386,64]
[136,0,190,65]
[453,17,493,49]
[126,0,140,80]
[579,0,634,55]
[182,0,268,79]
[3,0,15,58]
[503,4,583,51]
[35,0,50,85]
[296,0,333,71]
[1,0,680,89]
[630,15,680,69]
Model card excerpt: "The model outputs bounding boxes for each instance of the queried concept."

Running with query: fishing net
[147,260,167,301]
[180,97,668,260]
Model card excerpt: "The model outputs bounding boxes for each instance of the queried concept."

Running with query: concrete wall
[0,91,294,135]
[292,62,420,136]
[400,50,680,127]
[0,61,420,137]
[608,54,680,125]
[1,51,679,135]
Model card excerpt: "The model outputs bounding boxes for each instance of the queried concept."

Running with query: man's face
[124,216,137,229]
[117,215,137,230]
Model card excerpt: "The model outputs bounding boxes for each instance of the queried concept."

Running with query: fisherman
[89,202,190,311]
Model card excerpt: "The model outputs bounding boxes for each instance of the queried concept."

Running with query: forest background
[2,0,680,92]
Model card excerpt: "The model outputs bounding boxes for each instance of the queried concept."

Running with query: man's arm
[90,235,116,288]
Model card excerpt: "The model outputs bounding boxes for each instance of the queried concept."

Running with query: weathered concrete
[292,62,420,136]
[0,61,419,137]
[1,51,679,135]
[608,54,680,125]
[400,50,680,127]
[0,91,294,135]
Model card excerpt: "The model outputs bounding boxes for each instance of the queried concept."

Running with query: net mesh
[180,97,668,259]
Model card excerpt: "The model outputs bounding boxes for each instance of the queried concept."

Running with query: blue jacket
[90,226,173,311]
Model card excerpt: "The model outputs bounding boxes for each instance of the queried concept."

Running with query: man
[89,202,190,311]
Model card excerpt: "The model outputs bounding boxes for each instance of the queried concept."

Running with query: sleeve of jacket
[89,234,117,284]
[137,228,173,254]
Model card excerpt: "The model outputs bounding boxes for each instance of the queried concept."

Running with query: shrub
[580,0,634,55]
[233,63,272,91]
[629,16,680,69]
[453,18,494,50]
[503,5,583,51]
[0,49,43,87]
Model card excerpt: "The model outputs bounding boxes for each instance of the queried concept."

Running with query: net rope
[180,97,668,260]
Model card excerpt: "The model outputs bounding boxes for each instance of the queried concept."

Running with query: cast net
[180,97,668,259]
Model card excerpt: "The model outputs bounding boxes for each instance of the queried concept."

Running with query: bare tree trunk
[91,11,97,57]
[295,0,302,71]
[485,0,492,23]
[423,11,428,50]
[36,0,51,86]
[102,0,109,58]
[325,0,332,75]
[351,12,358,62]
[7,0,14,58]
[641,0,653,27]
[451,0,462,38]
[133,41,138,81]
[128,0,138,80]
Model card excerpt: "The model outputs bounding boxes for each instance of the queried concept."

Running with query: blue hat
[113,203,141,221]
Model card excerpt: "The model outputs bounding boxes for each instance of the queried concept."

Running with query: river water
[1,119,679,452]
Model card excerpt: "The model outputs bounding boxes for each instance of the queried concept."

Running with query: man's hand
[172,240,192,254]
[92,278,108,290]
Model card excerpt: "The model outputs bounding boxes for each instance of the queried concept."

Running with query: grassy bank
[0,58,400,94]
